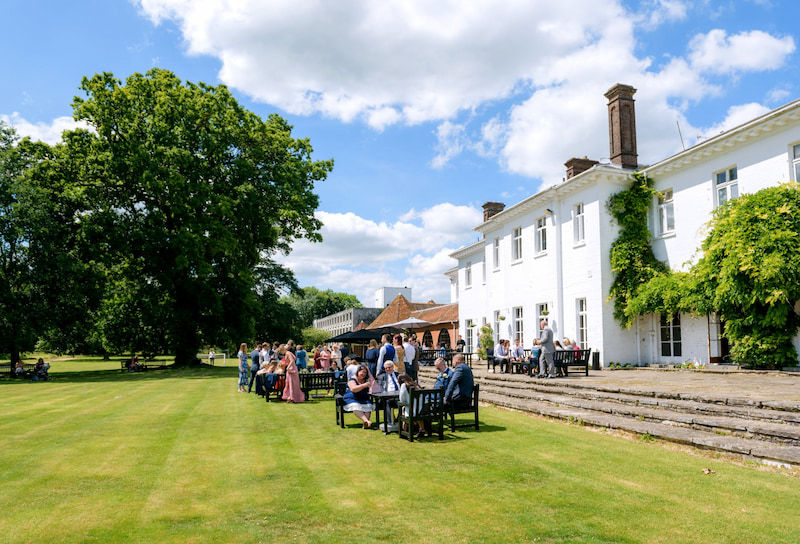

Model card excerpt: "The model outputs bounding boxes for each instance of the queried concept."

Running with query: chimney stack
[604,84,638,169]
[565,156,599,179]
[482,201,505,222]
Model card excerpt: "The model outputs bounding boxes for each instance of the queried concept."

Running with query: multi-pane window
[537,303,549,324]
[793,144,800,182]
[657,189,675,234]
[465,320,474,353]
[481,260,486,284]
[493,310,501,344]
[576,298,588,349]
[715,166,738,206]
[513,307,524,344]
[535,217,547,254]
[493,237,500,270]
[465,262,472,288]
[660,314,682,357]
[573,203,585,244]
[511,227,523,261]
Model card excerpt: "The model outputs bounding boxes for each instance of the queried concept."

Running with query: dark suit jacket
[444,363,474,403]
[377,371,401,393]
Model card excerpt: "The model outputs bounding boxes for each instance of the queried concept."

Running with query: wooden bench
[447,383,480,432]
[299,371,337,400]
[120,359,168,372]
[334,380,349,427]
[1,362,36,379]
[398,387,445,441]
[553,349,591,377]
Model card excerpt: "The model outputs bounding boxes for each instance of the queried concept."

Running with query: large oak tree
[63,69,331,364]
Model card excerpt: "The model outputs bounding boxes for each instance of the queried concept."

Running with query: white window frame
[573,203,585,245]
[715,166,738,207]
[493,310,501,344]
[513,307,524,344]
[481,260,486,285]
[792,143,800,182]
[537,303,549,325]
[493,237,500,270]
[657,188,675,235]
[511,227,523,262]
[464,261,472,288]
[535,217,547,254]
[660,313,682,358]
[576,298,588,349]
[465,319,474,353]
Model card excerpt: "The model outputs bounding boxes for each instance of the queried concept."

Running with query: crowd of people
[236,333,476,435]
[490,320,583,378]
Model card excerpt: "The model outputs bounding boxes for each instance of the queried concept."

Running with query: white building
[449,84,800,367]
[374,287,412,308]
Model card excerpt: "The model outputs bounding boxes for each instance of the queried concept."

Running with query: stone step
[417,367,800,467]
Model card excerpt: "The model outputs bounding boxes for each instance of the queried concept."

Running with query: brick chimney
[482,201,505,222]
[565,156,599,179]
[604,84,638,169]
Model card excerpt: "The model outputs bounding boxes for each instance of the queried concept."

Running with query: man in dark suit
[444,353,474,410]
[377,361,401,425]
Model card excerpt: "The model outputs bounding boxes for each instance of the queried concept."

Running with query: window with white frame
[481,260,486,284]
[465,262,472,288]
[493,237,500,270]
[660,314,682,357]
[465,319,474,353]
[715,166,738,207]
[792,143,800,182]
[573,203,585,244]
[535,217,547,254]
[657,188,675,235]
[513,307,524,343]
[537,303,549,324]
[511,227,522,261]
[493,310,501,344]
[576,298,588,349]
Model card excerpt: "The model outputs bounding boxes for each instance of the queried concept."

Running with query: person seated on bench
[433,357,452,390]
[398,372,426,437]
[377,361,401,423]
[343,365,375,429]
[128,356,143,373]
[14,360,28,379]
[32,358,50,381]
[444,353,474,410]
[494,339,510,373]
[510,338,525,364]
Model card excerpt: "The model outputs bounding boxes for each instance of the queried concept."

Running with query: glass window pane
[716,172,727,185]
[794,144,800,160]
[795,162,800,181]
[674,344,682,357]
[729,167,737,180]
[730,183,738,199]
[718,188,727,205]
[661,344,671,357]
[666,205,674,231]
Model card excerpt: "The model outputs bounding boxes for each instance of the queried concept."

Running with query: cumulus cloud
[688,29,796,74]
[700,102,772,138]
[283,204,480,304]
[0,112,88,145]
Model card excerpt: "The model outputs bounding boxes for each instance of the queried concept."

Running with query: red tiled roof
[411,303,458,325]
[367,294,442,329]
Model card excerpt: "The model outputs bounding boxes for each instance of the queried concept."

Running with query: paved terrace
[420,364,800,468]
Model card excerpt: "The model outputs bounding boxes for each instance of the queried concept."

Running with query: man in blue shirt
[433,357,452,390]
[444,353,474,409]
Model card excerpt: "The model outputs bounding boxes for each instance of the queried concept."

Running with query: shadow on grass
[0,364,236,385]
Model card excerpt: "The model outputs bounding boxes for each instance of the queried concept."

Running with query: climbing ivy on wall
[606,172,669,328]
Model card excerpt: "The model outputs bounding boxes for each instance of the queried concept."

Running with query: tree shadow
[0,364,236,385]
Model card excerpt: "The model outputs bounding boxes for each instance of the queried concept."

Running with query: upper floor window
[464,262,472,288]
[535,217,547,254]
[715,166,738,206]
[657,189,674,235]
[493,237,500,270]
[481,260,486,284]
[573,203,585,244]
[792,143,800,182]
[511,227,523,261]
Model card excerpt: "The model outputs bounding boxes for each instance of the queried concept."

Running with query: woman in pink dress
[319,346,331,370]
[281,344,305,403]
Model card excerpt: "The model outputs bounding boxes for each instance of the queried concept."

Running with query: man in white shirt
[377,361,401,424]
[402,335,417,381]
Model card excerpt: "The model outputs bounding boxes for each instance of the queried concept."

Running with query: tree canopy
[282,286,362,329]
[17,69,333,364]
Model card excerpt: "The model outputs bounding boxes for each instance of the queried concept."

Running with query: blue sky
[2,0,799,306]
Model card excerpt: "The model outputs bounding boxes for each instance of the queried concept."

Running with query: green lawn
[2,363,798,543]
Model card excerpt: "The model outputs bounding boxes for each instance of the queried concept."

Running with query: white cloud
[640,0,689,29]
[700,102,772,138]
[283,204,480,304]
[688,29,796,74]
[431,121,467,169]
[0,112,88,145]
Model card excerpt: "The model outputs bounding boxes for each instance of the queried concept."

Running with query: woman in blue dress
[237,343,249,393]
[343,365,375,428]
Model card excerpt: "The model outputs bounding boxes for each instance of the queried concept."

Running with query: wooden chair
[447,383,480,432]
[398,387,445,441]
[334,380,349,427]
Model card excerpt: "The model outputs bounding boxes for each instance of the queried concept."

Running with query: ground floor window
[660,314,682,357]
[513,307,524,344]
[576,298,588,349]
[421,329,433,349]
[463,322,472,352]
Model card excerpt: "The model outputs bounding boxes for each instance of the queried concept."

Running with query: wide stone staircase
[418,366,800,468]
